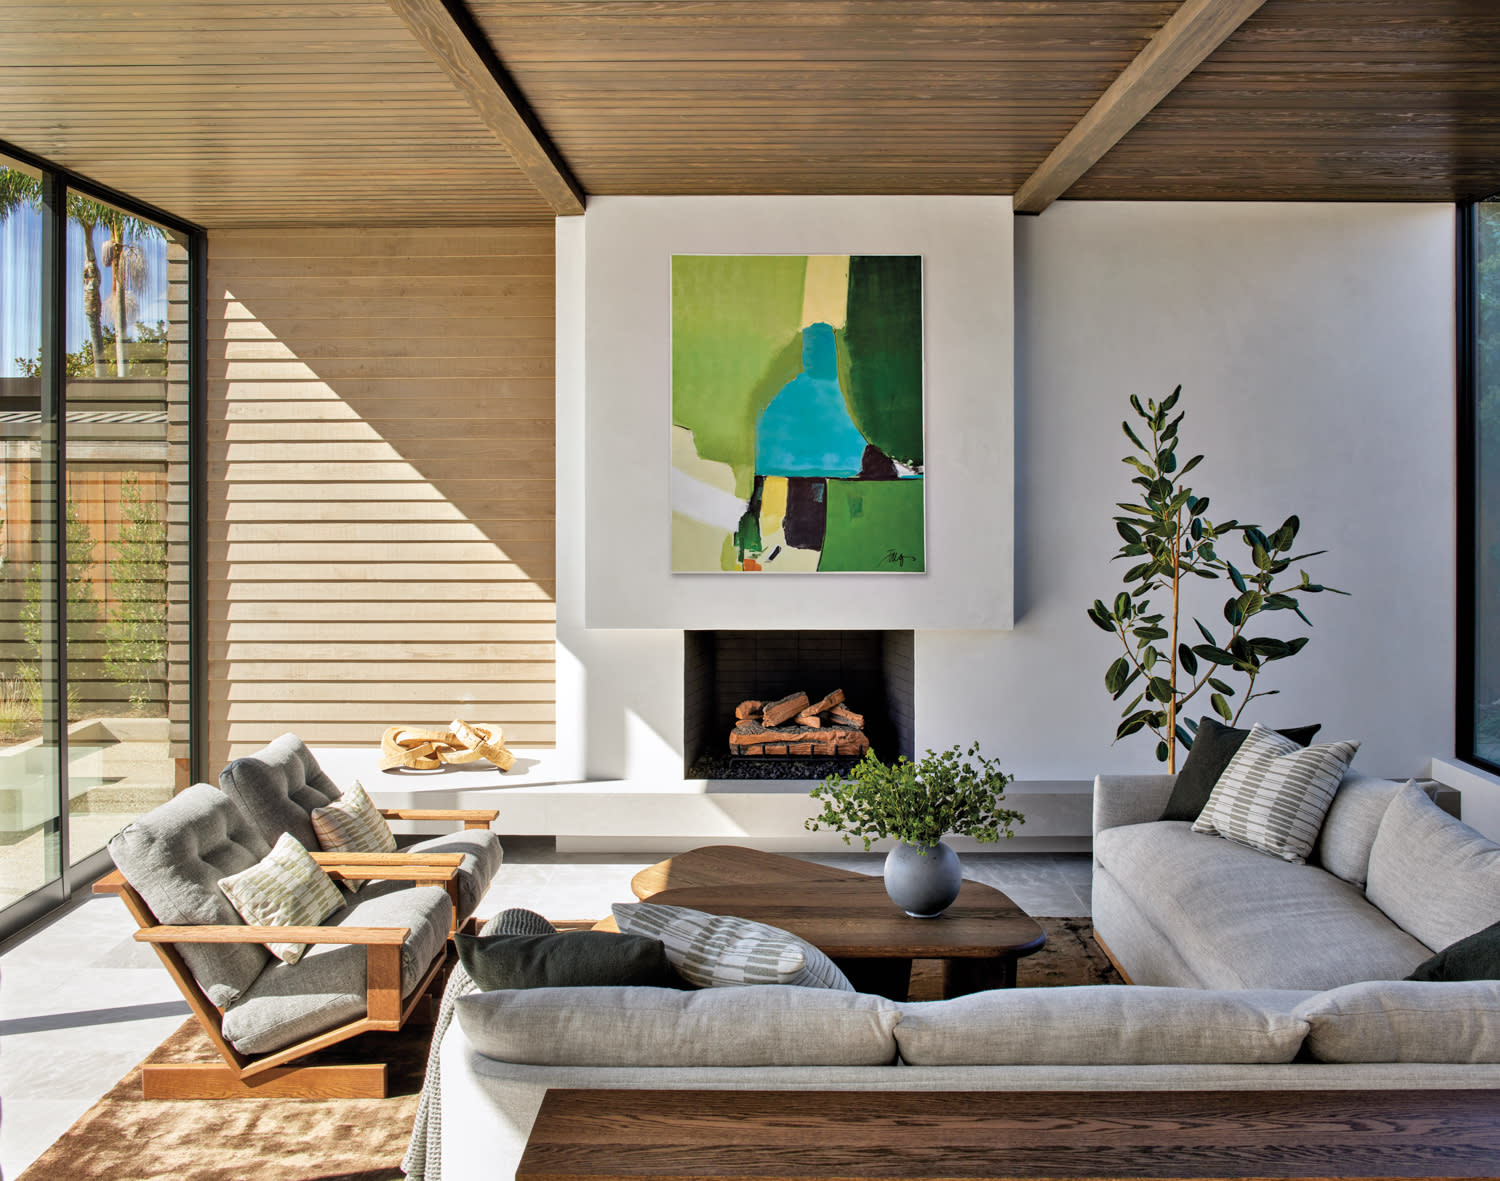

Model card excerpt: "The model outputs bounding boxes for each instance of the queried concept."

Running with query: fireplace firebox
[684,630,914,779]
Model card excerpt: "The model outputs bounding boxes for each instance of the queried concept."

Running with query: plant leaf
[1178,643,1199,676]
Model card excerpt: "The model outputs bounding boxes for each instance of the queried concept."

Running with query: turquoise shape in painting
[755,322,869,478]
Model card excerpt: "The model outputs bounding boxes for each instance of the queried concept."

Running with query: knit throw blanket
[402,907,558,1181]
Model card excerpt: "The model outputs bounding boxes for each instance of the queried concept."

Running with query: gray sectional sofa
[432,772,1500,1181]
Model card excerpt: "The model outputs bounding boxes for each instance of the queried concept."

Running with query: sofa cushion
[1191,725,1359,863]
[895,986,1312,1065]
[455,985,899,1067]
[218,732,341,853]
[404,829,502,922]
[1366,781,1500,954]
[1160,718,1321,822]
[1295,979,1500,1063]
[221,883,452,1055]
[1094,821,1431,989]
[613,902,853,990]
[108,784,273,1008]
[217,832,345,964]
[455,930,681,992]
[1408,919,1500,983]
[1311,775,1404,887]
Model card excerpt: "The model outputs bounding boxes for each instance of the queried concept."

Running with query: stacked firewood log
[728,688,870,757]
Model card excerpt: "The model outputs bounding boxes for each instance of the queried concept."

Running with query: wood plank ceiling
[0,1,555,226]
[2,0,1499,226]
[472,0,1181,198]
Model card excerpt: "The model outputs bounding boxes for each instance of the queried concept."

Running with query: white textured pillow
[1192,723,1360,862]
[217,832,344,964]
[310,780,396,892]
[612,902,853,991]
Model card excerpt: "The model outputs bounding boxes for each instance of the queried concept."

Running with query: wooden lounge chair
[100,784,458,1099]
[218,733,502,929]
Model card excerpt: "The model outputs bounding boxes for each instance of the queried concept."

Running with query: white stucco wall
[558,200,1456,786]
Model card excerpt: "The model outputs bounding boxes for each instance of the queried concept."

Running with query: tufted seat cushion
[221,885,453,1055]
[220,732,501,922]
[219,732,341,854]
[109,785,274,1008]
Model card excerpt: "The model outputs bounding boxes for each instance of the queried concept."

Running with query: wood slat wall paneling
[206,226,556,772]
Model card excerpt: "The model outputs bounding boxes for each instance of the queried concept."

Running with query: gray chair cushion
[108,784,273,1008]
[218,732,341,853]
[1094,821,1432,990]
[1312,774,1403,886]
[221,885,453,1055]
[404,830,502,922]
[219,734,501,921]
[1366,781,1500,953]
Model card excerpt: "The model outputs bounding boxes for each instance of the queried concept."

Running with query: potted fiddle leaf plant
[1087,385,1347,770]
[805,744,1023,918]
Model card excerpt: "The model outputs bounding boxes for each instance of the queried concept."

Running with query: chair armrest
[380,807,497,832]
[136,925,408,945]
[94,869,127,895]
[1093,773,1178,838]
[312,852,464,866]
[310,851,462,885]
[325,866,459,884]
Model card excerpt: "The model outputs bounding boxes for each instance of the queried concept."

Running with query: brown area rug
[18,917,1118,1181]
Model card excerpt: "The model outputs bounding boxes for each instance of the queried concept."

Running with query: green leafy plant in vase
[805,744,1023,918]
[1087,385,1347,771]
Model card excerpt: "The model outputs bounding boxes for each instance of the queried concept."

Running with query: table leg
[943,955,1015,997]
[832,957,913,1001]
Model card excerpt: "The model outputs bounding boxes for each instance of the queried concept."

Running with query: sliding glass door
[0,146,199,937]
[0,152,62,913]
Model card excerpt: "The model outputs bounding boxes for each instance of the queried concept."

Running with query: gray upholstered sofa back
[108,783,273,1008]
[219,732,342,852]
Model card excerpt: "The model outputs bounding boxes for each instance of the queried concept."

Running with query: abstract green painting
[671,254,924,573]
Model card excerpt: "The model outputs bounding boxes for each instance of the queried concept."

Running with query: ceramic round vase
[883,839,962,918]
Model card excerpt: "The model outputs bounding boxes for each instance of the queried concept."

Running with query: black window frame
[0,140,205,943]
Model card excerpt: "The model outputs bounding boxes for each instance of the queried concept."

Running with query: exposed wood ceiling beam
[1013,0,1267,214]
[386,0,585,216]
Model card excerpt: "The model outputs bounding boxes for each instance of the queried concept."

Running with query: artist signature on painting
[883,550,918,568]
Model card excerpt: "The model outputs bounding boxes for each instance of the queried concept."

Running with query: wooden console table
[517,1087,1500,1180]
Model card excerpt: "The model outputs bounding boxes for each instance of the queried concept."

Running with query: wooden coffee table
[518,1088,1500,1180]
[613,844,1045,1000]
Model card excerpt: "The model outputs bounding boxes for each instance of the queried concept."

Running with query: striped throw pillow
[218,832,344,964]
[612,902,854,991]
[311,779,397,873]
[1191,723,1360,863]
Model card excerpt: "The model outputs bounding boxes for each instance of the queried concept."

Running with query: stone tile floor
[0,840,1091,1179]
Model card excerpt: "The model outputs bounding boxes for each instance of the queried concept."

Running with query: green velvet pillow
[1406,919,1500,982]
[455,930,686,992]
[1159,717,1322,822]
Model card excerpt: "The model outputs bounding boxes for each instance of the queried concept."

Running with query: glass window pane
[64,194,184,865]
[0,154,62,906]
[1476,201,1500,766]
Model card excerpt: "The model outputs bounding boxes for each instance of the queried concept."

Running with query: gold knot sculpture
[379,719,515,772]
